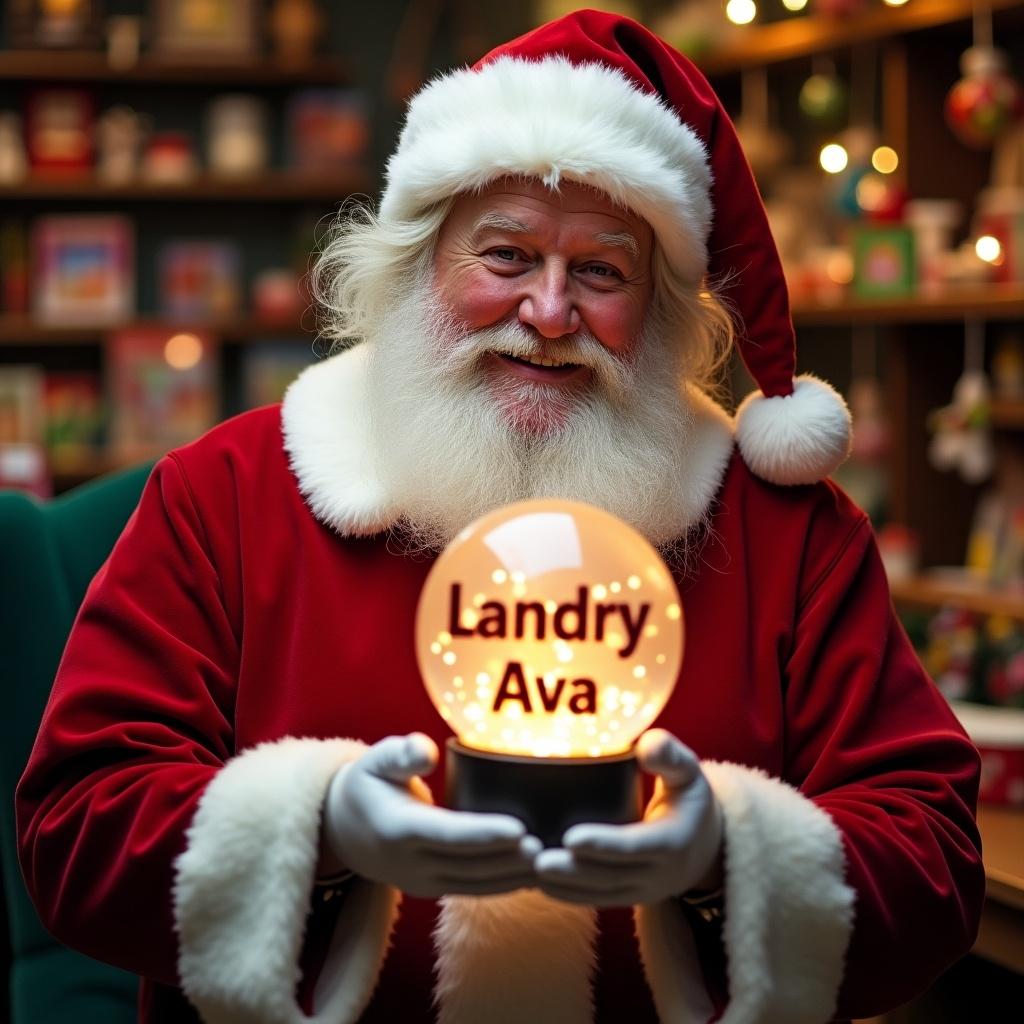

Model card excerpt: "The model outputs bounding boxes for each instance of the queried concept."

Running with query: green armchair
[1,462,154,1023]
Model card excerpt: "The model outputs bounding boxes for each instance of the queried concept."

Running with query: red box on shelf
[952,701,1024,806]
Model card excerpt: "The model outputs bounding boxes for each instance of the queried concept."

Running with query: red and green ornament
[945,46,1023,149]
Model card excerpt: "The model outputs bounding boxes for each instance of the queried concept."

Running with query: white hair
[310,185,735,397]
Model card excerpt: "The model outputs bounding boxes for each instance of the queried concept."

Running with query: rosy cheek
[579,296,645,352]
[440,267,520,330]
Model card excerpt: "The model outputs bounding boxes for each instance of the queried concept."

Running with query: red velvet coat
[17,348,983,1024]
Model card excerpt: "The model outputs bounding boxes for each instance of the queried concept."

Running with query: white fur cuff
[735,375,851,486]
[173,737,400,1024]
[638,761,855,1024]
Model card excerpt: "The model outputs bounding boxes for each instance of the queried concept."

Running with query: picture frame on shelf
[151,0,259,60]
[24,88,95,175]
[43,371,105,464]
[32,214,134,326]
[286,89,369,172]
[0,364,48,497]
[851,224,917,299]
[240,340,316,410]
[158,239,242,320]
[6,0,103,49]
[106,325,219,460]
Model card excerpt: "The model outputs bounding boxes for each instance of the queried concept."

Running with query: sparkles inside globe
[415,499,684,759]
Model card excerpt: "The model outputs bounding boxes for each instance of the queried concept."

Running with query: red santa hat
[379,9,851,486]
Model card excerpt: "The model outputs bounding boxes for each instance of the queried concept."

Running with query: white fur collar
[280,344,735,540]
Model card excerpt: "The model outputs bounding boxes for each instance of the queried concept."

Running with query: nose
[517,262,580,338]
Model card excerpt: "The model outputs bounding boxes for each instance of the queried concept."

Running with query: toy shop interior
[1,1,1023,1022]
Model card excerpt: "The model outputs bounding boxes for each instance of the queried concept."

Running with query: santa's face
[432,178,654,433]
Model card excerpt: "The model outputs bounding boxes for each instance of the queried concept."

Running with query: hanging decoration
[928,320,995,484]
[944,4,1023,149]
[799,58,848,131]
[734,67,789,182]
[833,327,890,522]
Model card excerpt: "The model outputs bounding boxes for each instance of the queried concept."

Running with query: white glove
[534,729,722,906]
[323,733,541,898]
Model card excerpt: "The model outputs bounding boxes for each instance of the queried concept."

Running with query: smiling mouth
[496,352,582,374]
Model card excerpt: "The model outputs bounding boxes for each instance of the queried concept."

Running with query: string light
[871,146,899,174]
[975,235,1003,263]
[819,143,849,174]
[726,0,757,26]
[163,333,203,370]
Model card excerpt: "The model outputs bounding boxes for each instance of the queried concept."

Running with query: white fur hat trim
[380,56,712,283]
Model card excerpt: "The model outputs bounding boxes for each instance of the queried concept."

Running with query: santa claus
[18,10,983,1024]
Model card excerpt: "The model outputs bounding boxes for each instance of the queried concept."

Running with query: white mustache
[434,319,637,403]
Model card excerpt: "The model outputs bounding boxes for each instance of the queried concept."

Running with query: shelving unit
[699,1,1024,625]
[0,169,370,202]
[889,575,1024,619]
[0,28,368,493]
[0,313,314,345]
[0,51,350,85]
[697,0,1024,75]
[792,284,1024,326]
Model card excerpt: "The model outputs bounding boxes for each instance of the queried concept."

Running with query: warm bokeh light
[820,142,849,174]
[855,173,888,212]
[781,0,808,9]
[726,0,757,25]
[871,146,899,174]
[826,250,854,285]
[163,332,204,370]
[882,0,910,6]
[976,235,1003,263]
[416,499,684,759]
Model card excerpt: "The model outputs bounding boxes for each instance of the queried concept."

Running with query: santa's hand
[322,733,540,898]
[533,729,722,906]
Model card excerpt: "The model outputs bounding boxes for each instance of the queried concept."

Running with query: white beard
[364,274,706,556]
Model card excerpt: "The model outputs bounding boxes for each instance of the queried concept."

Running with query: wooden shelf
[977,804,1024,913]
[0,50,350,85]
[697,0,1024,75]
[0,314,316,345]
[989,399,1024,429]
[0,168,371,202]
[792,284,1024,326]
[974,804,1024,974]
[890,575,1024,619]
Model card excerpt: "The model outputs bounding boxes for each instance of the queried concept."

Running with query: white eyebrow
[471,215,639,260]
[595,231,639,259]
[471,213,531,238]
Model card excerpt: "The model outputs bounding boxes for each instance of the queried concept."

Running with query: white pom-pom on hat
[735,375,852,486]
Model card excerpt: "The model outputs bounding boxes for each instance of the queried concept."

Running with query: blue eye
[583,263,620,279]
[491,248,519,261]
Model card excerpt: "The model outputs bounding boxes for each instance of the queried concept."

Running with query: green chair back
[1,462,154,1023]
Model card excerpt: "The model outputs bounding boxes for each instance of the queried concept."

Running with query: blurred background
[0,1,1022,1021]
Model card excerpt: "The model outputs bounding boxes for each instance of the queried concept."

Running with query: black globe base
[445,739,641,848]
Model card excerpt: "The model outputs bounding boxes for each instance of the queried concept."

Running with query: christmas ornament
[929,322,995,484]
[945,7,1023,149]
[735,68,789,182]
[945,46,1023,148]
[799,69,847,130]
[415,499,684,845]
[854,170,907,221]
